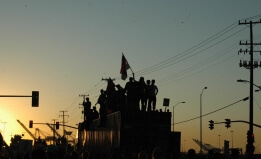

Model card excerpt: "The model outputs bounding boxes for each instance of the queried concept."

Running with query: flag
[120,54,130,80]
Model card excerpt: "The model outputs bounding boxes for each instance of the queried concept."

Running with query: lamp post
[172,102,185,132]
[184,140,186,153]
[237,79,261,92]
[231,131,234,148]
[218,135,221,149]
[200,87,207,155]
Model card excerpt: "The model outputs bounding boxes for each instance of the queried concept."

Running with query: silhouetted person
[133,79,140,111]
[105,78,117,113]
[83,97,91,121]
[188,149,196,159]
[124,77,136,110]
[148,79,158,111]
[83,97,92,129]
[97,89,107,126]
[92,106,99,120]
[115,84,127,111]
[137,77,146,111]
[144,80,151,111]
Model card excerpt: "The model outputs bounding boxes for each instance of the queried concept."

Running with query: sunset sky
[0,0,261,153]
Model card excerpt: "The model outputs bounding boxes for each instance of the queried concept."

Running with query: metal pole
[172,102,185,132]
[0,95,31,97]
[231,131,234,148]
[200,93,202,155]
[218,135,220,149]
[173,106,174,132]
[200,87,207,155]
[239,19,261,156]
[184,140,186,153]
[51,119,56,145]
[249,21,254,145]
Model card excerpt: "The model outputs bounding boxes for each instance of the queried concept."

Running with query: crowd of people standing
[82,77,159,126]
[124,77,158,112]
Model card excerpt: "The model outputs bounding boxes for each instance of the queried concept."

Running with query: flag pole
[122,52,135,80]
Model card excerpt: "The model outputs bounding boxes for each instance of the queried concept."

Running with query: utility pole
[59,111,69,137]
[79,94,89,104]
[239,19,261,157]
[79,94,89,119]
[51,119,58,145]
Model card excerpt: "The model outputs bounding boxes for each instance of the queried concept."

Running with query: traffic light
[29,120,33,128]
[56,122,59,129]
[247,131,254,143]
[209,120,214,130]
[32,91,39,107]
[246,130,255,155]
[225,119,231,128]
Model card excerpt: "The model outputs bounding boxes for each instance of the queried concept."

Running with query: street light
[184,140,186,153]
[237,79,261,92]
[237,78,256,154]
[172,101,185,132]
[231,131,234,148]
[200,87,207,156]
[218,135,221,149]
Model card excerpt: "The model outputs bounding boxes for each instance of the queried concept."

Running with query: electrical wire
[174,97,249,125]
[135,23,239,76]
[131,14,261,79]
[157,42,239,85]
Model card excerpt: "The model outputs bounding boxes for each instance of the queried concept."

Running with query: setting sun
[0,106,23,145]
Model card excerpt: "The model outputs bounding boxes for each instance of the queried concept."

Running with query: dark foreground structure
[77,110,179,158]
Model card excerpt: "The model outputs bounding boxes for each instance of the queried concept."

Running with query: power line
[157,43,239,85]
[95,14,261,84]
[138,26,247,77]
[135,23,240,76]
[159,54,238,86]
[130,14,261,79]
[174,97,249,125]
[158,33,261,85]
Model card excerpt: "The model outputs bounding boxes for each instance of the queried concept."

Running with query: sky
[0,0,261,154]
